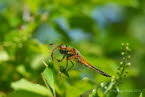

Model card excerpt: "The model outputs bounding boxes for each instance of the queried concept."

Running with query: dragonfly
[50,43,111,77]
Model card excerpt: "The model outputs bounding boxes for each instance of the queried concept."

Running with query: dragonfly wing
[77,57,111,77]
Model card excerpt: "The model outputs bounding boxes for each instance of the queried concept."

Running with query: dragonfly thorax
[59,47,78,57]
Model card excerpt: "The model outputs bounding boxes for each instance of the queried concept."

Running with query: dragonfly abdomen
[78,57,111,77]
[88,65,111,77]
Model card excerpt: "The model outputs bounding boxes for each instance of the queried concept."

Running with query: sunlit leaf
[8,90,48,97]
[11,79,52,97]
[0,50,9,62]
[42,66,56,97]
[139,89,145,97]
[89,89,99,97]
[105,87,118,97]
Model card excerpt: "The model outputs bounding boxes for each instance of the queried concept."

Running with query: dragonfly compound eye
[60,45,66,48]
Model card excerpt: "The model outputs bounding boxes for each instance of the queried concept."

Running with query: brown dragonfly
[50,43,111,77]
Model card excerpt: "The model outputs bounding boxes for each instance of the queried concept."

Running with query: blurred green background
[0,0,145,97]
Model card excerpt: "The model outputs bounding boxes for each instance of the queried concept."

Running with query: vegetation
[0,0,145,97]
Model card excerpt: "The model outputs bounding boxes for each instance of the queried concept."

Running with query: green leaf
[139,92,143,97]
[89,89,99,97]
[16,65,30,77]
[42,67,56,97]
[0,50,9,62]
[10,79,52,97]
[139,89,145,97]
[59,66,70,78]
[105,87,118,97]
[8,90,48,97]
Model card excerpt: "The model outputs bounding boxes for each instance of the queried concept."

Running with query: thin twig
[42,60,48,67]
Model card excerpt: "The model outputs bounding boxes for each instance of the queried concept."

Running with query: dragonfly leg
[65,58,68,70]
[66,60,74,72]
[57,55,66,62]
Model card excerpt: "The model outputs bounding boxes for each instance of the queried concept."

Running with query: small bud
[127,62,131,66]
[104,86,108,89]
[112,76,115,79]
[82,77,89,81]
[111,76,115,82]
[121,43,125,46]
[120,62,123,65]
[126,46,129,50]
[100,82,105,87]
[126,43,129,46]
[92,89,96,93]
[127,55,131,59]
[121,52,125,55]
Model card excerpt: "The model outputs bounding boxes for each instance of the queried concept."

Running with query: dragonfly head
[59,44,67,49]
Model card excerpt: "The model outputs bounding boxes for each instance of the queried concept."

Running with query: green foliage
[42,61,55,97]
[139,89,145,97]
[9,79,52,97]
[93,43,132,97]
[89,89,99,97]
